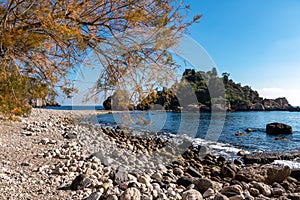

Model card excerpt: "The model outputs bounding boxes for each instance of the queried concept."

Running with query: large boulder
[266,122,293,134]
[234,165,291,185]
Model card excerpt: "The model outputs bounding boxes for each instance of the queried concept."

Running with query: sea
[47,106,300,168]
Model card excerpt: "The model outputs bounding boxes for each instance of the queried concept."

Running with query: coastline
[1,108,300,199]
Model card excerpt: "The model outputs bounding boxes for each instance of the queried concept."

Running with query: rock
[177,176,194,188]
[173,168,184,176]
[275,137,289,141]
[251,181,272,197]
[235,165,291,184]
[245,128,254,132]
[182,189,203,200]
[40,138,50,144]
[120,187,141,200]
[151,172,163,180]
[249,188,260,197]
[103,96,112,110]
[221,165,236,178]
[287,193,300,200]
[137,175,151,186]
[291,169,300,181]
[106,195,118,200]
[85,192,101,200]
[221,185,243,195]
[237,150,249,156]
[229,195,245,200]
[243,153,282,164]
[89,151,109,167]
[214,193,230,200]
[263,97,292,111]
[266,165,291,184]
[193,178,222,193]
[114,169,129,185]
[63,132,77,139]
[250,103,265,111]
[235,131,248,136]
[186,167,202,178]
[272,187,284,196]
[203,188,215,198]
[233,159,243,166]
[70,174,91,190]
[266,123,292,134]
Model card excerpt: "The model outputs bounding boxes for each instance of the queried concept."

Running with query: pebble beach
[1,108,300,200]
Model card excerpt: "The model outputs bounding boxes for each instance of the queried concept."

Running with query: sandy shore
[0,108,300,199]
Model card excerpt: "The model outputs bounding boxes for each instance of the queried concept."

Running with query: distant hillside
[104,68,295,112]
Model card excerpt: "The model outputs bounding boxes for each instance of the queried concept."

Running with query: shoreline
[1,108,300,199]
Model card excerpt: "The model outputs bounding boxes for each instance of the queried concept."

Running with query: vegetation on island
[0,0,200,117]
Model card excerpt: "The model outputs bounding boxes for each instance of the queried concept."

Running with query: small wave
[272,160,300,169]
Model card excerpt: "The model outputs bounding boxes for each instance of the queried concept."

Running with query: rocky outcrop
[263,97,293,111]
[243,151,300,165]
[250,103,265,111]
[266,122,293,134]
[234,165,291,185]
[228,97,294,112]
[103,96,112,110]
[29,97,60,108]
[103,91,135,110]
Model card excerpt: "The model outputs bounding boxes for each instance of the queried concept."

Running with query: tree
[0,0,201,115]
[222,72,230,85]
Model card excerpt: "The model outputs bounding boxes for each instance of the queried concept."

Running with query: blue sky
[186,0,300,105]
[62,0,300,106]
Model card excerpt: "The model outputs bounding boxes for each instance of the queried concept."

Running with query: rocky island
[103,69,297,112]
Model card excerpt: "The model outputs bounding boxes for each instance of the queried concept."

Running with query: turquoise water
[97,111,300,152]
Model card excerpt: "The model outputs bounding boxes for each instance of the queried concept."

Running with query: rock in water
[266,122,292,134]
[235,131,248,136]
[70,174,91,190]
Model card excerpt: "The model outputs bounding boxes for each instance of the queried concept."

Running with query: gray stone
[193,178,222,193]
[251,181,272,197]
[120,187,141,200]
[182,189,203,200]
[203,188,215,198]
[70,174,91,190]
[106,194,118,200]
[221,185,243,195]
[272,187,284,196]
[85,192,101,200]
[249,188,260,197]
[214,193,230,200]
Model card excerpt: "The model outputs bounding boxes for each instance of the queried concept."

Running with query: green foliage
[137,68,263,111]
[0,64,50,117]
